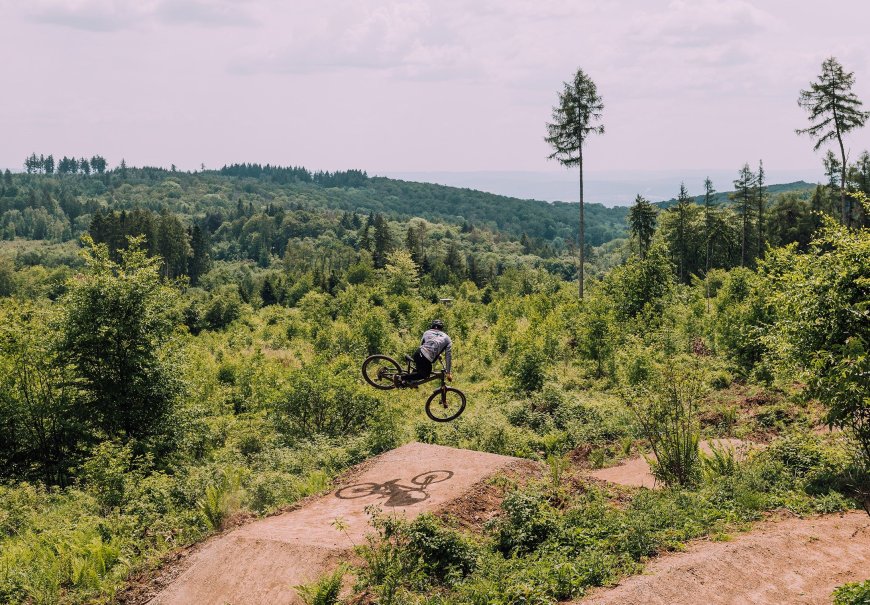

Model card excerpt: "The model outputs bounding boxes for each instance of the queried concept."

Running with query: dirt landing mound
[148,442,520,605]
[580,511,870,605]
[588,438,752,489]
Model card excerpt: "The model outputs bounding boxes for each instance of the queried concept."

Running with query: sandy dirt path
[147,442,520,605]
[579,511,870,605]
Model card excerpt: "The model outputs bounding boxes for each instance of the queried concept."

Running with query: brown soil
[579,511,870,605]
[588,438,754,489]
[142,442,520,605]
[437,458,542,531]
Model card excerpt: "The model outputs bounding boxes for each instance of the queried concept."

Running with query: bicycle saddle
[404,354,414,363]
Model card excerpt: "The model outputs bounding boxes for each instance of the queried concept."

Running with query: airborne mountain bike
[362,354,466,422]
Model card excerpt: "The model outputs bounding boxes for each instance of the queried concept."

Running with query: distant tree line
[23,153,108,175]
[630,157,870,284]
[218,163,369,187]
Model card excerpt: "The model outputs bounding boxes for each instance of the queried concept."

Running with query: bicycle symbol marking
[334,470,454,507]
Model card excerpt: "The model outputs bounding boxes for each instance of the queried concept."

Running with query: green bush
[197,470,243,530]
[508,346,548,393]
[833,580,870,605]
[271,358,380,438]
[203,284,243,330]
[492,490,558,555]
[624,357,705,487]
[354,509,479,605]
[295,564,346,605]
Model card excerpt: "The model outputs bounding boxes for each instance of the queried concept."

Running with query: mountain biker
[401,319,452,386]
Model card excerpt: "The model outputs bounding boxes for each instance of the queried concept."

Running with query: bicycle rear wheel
[335,482,380,499]
[425,387,466,422]
[362,355,402,390]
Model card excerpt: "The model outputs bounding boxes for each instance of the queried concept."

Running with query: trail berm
[146,442,522,605]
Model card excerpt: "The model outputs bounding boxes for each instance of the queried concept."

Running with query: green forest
[0,55,869,605]
[1,146,869,603]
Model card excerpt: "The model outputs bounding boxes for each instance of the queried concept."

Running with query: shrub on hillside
[833,580,870,605]
[507,345,548,393]
[270,358,380,438]
[765,203,870,514]
[623,356,706,488]
[203,284,243,330]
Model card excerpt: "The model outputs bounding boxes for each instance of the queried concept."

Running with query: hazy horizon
[379,168,825,206]
[2,0,869,178]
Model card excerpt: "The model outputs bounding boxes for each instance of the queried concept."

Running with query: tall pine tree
[731,164,757,267]
[545,67,604,299]
[797,57,869,226]
[627,194,657,259]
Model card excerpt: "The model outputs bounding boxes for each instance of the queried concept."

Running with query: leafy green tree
[605,242,673,321]
[669,183,695,283]
[405,220,427,265]
[372,213,392,268]
[0,302,80,483]
[545,67,604,298]
[188,225,211,285]
[0,256,15,297]
[382,250,419,296]
[59,237,181,439]
[443,241,465,281]
[156,211,192,279]
[797,57,869,226]
[90,155,107,174]
[627,194,657,259]
[271,361,379,437]
[766,201,870,504]
[711,267,772,375]
[204,285,243,329]
[260,276,279,306]
[346,257,375,285]
[767,193,815,250]
[703,178,716,304]
[578,291,615,377]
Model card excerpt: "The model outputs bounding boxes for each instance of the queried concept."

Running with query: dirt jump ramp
[148,442,520,605]
[579,511,870,605]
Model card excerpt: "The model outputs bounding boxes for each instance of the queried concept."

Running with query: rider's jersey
[419,329,452,372]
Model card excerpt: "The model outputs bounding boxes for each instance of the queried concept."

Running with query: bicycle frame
[402,355,447,387]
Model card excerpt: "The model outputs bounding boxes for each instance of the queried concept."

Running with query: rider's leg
[403,349,432,384]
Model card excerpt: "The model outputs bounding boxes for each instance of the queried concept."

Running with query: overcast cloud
[2,0,869,197]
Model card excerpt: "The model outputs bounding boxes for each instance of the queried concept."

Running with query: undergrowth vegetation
[348,430,855,604]
[0,173,867,604]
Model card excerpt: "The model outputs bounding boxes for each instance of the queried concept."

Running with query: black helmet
[430,319,444,330]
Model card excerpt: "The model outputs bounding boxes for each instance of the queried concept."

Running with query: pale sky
[2,0,869,186]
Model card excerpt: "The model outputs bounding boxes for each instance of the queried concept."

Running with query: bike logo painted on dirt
[335,470,454,507]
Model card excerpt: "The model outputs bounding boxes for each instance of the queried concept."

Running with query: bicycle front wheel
[362,355,402,390]
[425,387,466,422]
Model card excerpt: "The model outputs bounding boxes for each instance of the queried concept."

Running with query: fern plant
[295,564,346,605]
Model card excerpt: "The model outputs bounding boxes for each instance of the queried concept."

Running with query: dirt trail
[579,511,870,605]
[147,442,520,605]
[588,438,752,489]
